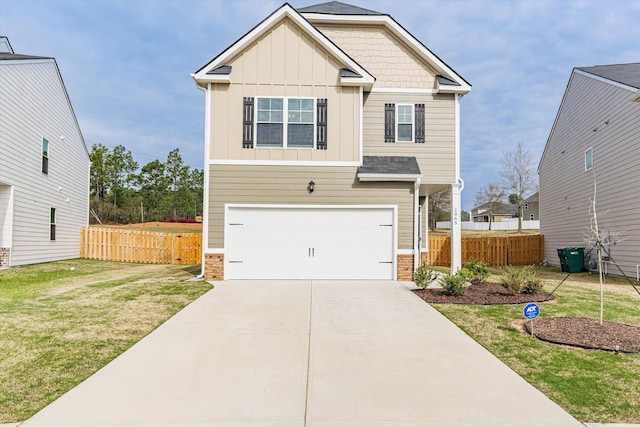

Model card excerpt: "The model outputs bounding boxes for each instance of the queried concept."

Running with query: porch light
[308,181,315,193]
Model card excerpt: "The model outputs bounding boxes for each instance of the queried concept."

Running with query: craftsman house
[0,36,89,268]
[192,2,471,280]
[539,63,640,278]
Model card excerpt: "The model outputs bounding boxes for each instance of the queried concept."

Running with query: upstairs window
[396,105,414,142]
[585,147,593,171]
[244,97,326,149]
[385,103,425,143]
[50,207,56,241]
[42,138,49,174]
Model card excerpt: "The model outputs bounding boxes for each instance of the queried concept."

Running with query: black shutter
[384,103,395,143]
[243,97,254,148]
[317,98,327,150]
[415,103,425,143]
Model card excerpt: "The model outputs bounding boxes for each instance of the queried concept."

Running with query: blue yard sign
[523,303,540,320]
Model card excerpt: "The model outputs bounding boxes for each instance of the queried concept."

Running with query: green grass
[430,266,640,423]
[0,259,211,423]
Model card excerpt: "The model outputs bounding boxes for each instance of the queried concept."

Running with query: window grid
[255,97,316,149]
[396,104,414,142]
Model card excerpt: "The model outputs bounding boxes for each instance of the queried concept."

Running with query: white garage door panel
[226,207,394,280]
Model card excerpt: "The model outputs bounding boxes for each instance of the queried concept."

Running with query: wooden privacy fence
[425,234,544,267]
[80,227,202,265]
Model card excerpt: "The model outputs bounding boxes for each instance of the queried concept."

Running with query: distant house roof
[297,1,384,15]
[472,202,518,217]
[524,192,539,203]
[357,156,421,181]
[576,63,640,90]
[0,52,53,61]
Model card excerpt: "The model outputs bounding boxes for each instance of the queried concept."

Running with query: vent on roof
[207,65,232,75]
[340,68,362,78]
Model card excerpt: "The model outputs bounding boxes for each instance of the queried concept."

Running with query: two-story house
[539,63,640,278]
[0,36,90,268]
[192,2,470,281]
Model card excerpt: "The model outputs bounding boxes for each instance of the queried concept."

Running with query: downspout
[414,177,421,271]
[200,83,211,278]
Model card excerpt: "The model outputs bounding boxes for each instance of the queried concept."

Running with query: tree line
[89,144,203,224]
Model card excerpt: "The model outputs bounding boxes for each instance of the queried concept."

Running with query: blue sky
[2,0,639,210]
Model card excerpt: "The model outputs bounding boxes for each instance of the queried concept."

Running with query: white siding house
[0,37,89,268]
[538,63,640,278]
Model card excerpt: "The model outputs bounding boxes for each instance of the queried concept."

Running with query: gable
[192,3,374,89]
[313,23,439,89]
[226,17,343,86]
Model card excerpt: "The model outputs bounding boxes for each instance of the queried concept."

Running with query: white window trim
[395,104,414,143]
[255,96,317,149]
[585,147,593,171]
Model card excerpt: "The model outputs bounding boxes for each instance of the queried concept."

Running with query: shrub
[413,265,438,289]
[463,260,489,282]
[456,267,476,282]
[500,265,542,294]
[439,272,468,296]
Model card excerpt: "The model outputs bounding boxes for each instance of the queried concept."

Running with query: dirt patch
[525,317,640,353]
[96,222,202,232]
[413,281,554,305]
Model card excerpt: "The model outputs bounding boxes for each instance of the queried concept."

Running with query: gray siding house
[538,63,640,278]
[0,37,90,268]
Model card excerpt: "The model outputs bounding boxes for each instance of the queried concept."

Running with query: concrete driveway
[21,280,582,426]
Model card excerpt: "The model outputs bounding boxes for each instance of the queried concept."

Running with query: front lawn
[0,259,211,423]
[430,266,640,423]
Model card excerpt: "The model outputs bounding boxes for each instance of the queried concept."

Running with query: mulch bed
[413,281,555,305]
[413,281,640,353]
[525,317,640,353]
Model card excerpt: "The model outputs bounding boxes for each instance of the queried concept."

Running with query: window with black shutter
[415,103,425,143]
[317,98,327,150]
[242,97,254,148]
[384,103,395,142]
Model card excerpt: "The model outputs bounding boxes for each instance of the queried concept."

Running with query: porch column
[451,179,464,273]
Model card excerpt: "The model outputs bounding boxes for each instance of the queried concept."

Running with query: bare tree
[474,182,506,230]
[429,188,450,231]
[500,142,538,233]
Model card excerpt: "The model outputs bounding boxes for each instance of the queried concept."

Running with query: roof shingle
[297,1,384,16]
[576,63,640,90]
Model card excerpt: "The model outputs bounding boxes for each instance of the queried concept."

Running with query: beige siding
[363,92,456,183]
[208,165,414,249]
[539,72,640,278]
[209,18,360,162]
[314,23,438,89]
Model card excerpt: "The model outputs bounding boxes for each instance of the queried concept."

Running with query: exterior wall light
[308,180,315,193]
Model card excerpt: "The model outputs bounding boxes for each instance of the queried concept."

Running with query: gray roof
[524,192,539,202]
[436,75,461,87]
[358,156,421,175]
[472,202,518,216]
[0,52,52,61]
[576,63,640,90]
[206,65,232,75]
[339,68,361,78]
[298,1,383,15]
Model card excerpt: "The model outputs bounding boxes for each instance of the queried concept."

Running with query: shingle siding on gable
[0,60,89,266]
[313,24,439,88]
[540,71,640,277]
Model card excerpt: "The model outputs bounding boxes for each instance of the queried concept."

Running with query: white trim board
[209,159,362,167]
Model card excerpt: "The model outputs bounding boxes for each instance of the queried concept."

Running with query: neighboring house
[523,192,539,221]
[471,202,517,223]
[539,63,640,277]
[0,37,90,268]
[192,2,470,281]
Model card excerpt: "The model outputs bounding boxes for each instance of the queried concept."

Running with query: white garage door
[225,206,395,280]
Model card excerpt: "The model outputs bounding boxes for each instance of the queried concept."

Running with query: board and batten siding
[539,71,640,278]
[209,17,360,162]
[208,165,414,250]
[363,92,456,183]
[0,59,89,266]
[314,23,439,89]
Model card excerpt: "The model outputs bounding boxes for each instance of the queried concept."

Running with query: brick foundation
[0,248,9,269]
[397,254,414,281]
[421,251,428,266]
[204,253,224,281]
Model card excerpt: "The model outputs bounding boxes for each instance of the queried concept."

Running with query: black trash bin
[557,247,584,273]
